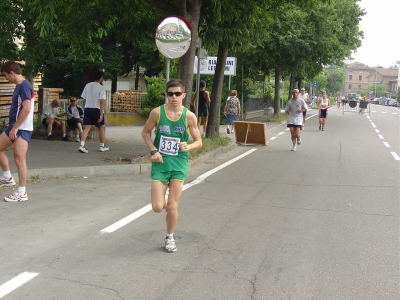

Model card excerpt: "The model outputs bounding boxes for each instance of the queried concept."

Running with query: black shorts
[302,111,306,117]
[83,108,105,127]
[67,118,82,128]
[287,124,302,128]
[42,118,61,128]
[320,109,327,118]
[197,105,209,117]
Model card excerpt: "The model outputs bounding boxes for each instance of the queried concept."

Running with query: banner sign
[194,56,237,76]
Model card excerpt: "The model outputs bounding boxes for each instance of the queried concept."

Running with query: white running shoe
[75,136,80,142]
[164,236,177,252]
[79,145,88,153]
[297,137,301,145]
[0,176,16,187]
[99,145,109,152]
[4,191,28,202]
[291,144,297,151]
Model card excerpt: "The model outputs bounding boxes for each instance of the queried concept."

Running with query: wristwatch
[150,150,158,155]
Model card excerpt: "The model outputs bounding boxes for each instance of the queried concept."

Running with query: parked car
[387,99,398,107]
[371,98,380,104]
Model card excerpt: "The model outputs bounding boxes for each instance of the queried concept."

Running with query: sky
[347,0,399,68]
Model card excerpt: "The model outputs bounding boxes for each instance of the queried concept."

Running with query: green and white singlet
[152,105,189,173]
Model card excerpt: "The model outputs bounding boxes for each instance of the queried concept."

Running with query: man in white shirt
[285,88,307,151]
[41,99,69,141]
[79,71,109,153]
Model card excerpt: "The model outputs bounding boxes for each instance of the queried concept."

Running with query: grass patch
[267,113,287,124]
[190,135,231,160]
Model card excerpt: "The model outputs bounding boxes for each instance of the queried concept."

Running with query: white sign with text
[194,56,237,76]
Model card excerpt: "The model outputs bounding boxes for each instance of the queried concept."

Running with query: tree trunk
[288,74,294,100]
[135,64,139,90]
[176,3,201,108]
[298,78,302,89]
[206,42,228,138]
[274,67,281,115]
[111,76,117,93]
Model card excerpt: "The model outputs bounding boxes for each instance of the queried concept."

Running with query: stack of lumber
[112,91,145,112]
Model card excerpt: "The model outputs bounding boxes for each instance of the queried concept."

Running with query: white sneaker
[0,176,16,187]
[4,191,28,202]
[291,144,297,151]
[164,236,177,252]
[99,145,109,152]
[75,136,80,142]
[297,137,301,145]
[79,145,88,153]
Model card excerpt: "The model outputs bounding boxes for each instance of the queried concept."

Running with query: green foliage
[189,135,231,160]
[367,83,387,98]
[138,76,165,117]
[326,70,345,96]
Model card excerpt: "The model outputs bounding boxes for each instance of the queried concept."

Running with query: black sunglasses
[166,92,184,97]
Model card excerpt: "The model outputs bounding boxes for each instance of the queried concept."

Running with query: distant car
[387,99,398,107]
[371,98,380,104]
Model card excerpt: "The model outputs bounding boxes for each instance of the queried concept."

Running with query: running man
[298,88,310,129]
[0,61,35,202]
[285,88,307,151]
[142,79,202,252]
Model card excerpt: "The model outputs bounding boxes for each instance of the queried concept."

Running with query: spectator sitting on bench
[41,99,70,141]
[66,97,84,142]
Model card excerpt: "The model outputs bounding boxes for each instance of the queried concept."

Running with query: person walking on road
[141,79,202,252]
[223,90,240,134]
[285,88,307,151]
[298,88,310,130]
[0,61,35,202]
[79,70,109,153]
[317,91,331,131]
[191,80,211,137]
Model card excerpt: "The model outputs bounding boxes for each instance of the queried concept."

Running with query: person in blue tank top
[0,61,35,202]
[142,79,202,252]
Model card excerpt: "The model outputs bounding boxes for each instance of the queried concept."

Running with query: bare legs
[151,180,184,234]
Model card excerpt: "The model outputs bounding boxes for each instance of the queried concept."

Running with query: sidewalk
[5,116,277,178]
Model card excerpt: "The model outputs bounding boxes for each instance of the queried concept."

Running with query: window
[348,84,352,89]
[349,75,353,80]
[359,75,362,80]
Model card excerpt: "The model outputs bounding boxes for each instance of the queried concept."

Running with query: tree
[367,83,387,98]
[326,70,345,96]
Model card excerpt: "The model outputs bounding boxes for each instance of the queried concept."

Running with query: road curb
[28,142,237,179]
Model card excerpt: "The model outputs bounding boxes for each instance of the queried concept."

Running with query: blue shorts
[226,114,237,125]
[4,127,32,143]
[83,108,105,127]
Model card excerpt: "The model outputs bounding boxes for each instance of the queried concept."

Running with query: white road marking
[393,113,398,115]
[0,272,38,298]
[371,122,376,128]
[391,152,400,161]
[375,129,380,133]
[278,132,285,135]
[101,148,258,233]
[378,135,384,139]
[382,112,387,114]
[383,142,390,147]
[269,137,277,140]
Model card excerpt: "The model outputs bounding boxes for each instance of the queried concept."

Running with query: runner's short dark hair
[166,79,185,92]
[0,61,22,75]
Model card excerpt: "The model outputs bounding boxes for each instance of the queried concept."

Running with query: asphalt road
[0,104,399,299]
